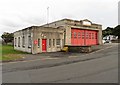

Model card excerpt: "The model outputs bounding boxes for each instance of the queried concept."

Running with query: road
[2,43,119,83]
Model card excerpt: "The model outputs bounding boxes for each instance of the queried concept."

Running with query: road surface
[2,43,119,83]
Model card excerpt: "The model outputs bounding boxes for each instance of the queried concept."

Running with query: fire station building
[14,19,102,54]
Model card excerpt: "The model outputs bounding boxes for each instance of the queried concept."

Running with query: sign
[34,40,38,44]
[82,21,91,26]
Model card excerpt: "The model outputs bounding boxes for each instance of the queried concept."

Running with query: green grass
[0,45,27,61]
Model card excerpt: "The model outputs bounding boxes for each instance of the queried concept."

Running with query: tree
[113,25,120,39]
[1,32,14,45]
[102,27,113,37]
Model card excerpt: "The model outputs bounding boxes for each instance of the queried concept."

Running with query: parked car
[105,40,111,43]
[102,39,112,44]
[102,40,106,44]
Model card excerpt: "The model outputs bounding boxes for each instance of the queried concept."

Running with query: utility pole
[118,1,120,25]
[47,7,49,27]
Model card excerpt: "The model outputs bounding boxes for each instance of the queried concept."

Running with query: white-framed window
[49,39,51,48]
[18,37,20,47]
[56,39,60,46]
[62,39,64,47]
[38,38,40,48]
[28,35,31,48]
[22,36,25,48]
[53,39,55,47]
[15,38,17,47]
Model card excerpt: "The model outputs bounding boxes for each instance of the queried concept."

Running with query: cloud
[0,0,119,36]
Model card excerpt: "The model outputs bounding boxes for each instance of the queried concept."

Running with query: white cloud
[0,0,119,36]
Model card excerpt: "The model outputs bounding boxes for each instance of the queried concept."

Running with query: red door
[71,28,98,46]
[71,29,85,46]
[42,39,47,52]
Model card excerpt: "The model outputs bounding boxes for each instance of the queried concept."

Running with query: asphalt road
[2,43,119,83]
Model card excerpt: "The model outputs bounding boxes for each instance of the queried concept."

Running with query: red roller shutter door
[94,31,98,45]
[85,30,90,46]
[85,30,98,45]
[80,30,85,46]
[71,29,85,46]
[71,28,98,46]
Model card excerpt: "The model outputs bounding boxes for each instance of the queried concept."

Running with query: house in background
[103,35,118,43]
[103,35,118,41]
[14,18,102,54]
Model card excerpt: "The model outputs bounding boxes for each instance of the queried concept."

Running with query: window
[49,39,51,47]
[89,33,91,39]
[38,39,40,48]
[22,36,25,47]
[74,32,77,38]
[15,38,17,47]
[18,37,20,47]
[95,33,97,39]
[92,33,94,39]
[78,32,81,38]
[82,32,84,39]
[28,35,31,48]
[56,39,60,46]
[62,39,64,47]
[71,32,73,38]
[86,32,89,39]
[53,39,55,47]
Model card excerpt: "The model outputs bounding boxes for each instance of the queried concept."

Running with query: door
[71,28,85,46]
[71,29,78,46]
[42,39,47,52]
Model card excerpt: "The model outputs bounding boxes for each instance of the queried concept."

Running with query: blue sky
[0,0,119,37]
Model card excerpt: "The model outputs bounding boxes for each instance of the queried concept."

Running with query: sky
[0,0,119,37]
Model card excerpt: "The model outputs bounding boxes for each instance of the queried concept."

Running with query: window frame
[49,39,51,48]
[71,32,73,38]
[18,37,20,47]
[15,38,17,47]
[56,39,61,46]
[78,32,81,39]
[22,36,25,48]
[82,32,84,39]
[53,39,55,47]
[92,33,94,39]
[86,32,89,39]
[38,38,40,48]
[74,32,77,38]
[89,33,91,39]
[28,35,32,48]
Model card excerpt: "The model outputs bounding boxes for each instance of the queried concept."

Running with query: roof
[14,18,102,33]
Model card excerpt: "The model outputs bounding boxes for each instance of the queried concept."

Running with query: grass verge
[0,45,27,61]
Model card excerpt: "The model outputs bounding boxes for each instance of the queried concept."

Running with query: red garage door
[71,29,85,46]
[71,28,98,46]
[85,30,98,45]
